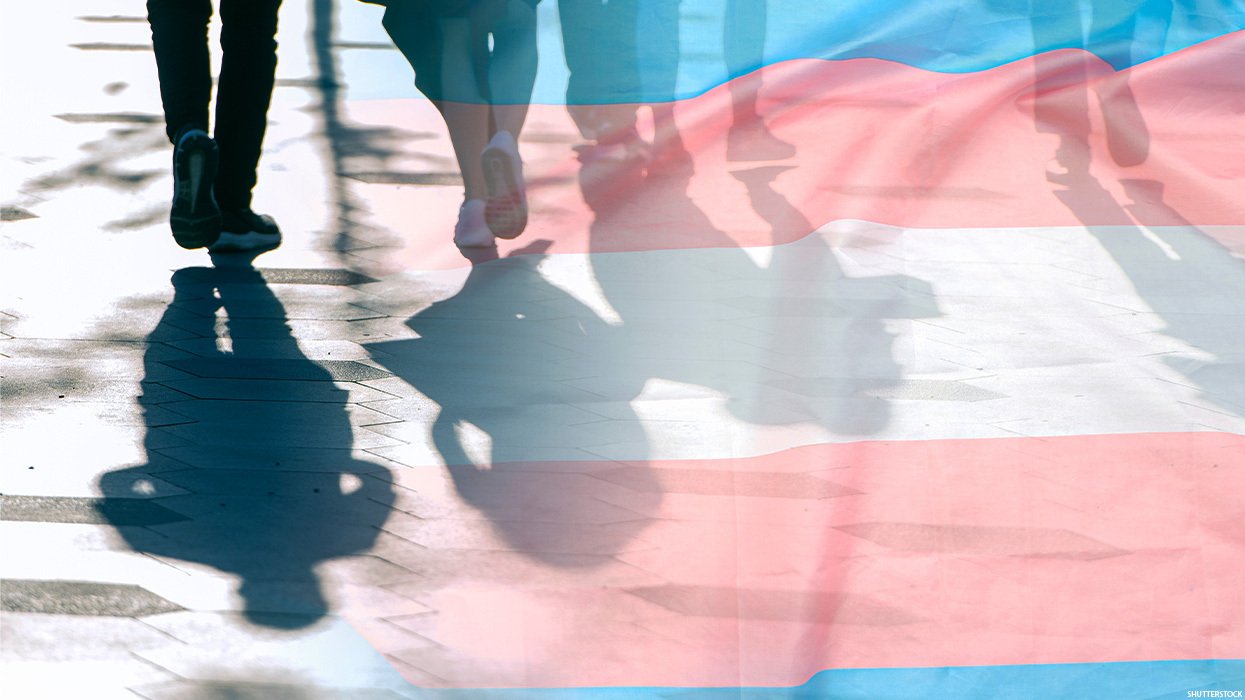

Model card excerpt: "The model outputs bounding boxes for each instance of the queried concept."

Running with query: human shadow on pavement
[96,260,396,629]
[579,137,939,443]
[364,120,937,570]
[1029,4,1245,417]
[366,241,661,564]
[359,4,940,568]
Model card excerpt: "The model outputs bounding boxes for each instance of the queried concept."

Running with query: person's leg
[381,1,442,119]
[478,0,537,239]
[147,0,213,141]
[148,0,222,248]
[383,4,495,247]
[440,14,509,246]
[436,15,493,202]
[485,0,537,138]
[559,0,640,144]
[382,3,491,200]
[639,0,688,166]
[1030,1,1091,182]
[205,0,283,251]
[214,0,282,212]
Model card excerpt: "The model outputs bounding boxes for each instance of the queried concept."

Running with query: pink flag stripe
[342,33,1244,272]
[350,430,1244,688]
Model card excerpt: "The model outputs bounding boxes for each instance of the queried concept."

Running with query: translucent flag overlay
[326,0,1245,695]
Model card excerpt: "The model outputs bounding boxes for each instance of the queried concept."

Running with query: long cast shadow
[97,261,395,628]
[580,137,938,442]
[362,0,940,573]
[366,241,661,564]
[359,0,941,569]
[1030,2,1245,416]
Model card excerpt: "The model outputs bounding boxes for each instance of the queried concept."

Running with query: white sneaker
[481,130,527,239]
[453,199,494,248]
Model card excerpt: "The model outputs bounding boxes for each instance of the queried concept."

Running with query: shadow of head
[95,261,397,629]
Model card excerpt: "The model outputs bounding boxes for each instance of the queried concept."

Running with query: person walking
[377,0,538,248]
[148,0,284,252]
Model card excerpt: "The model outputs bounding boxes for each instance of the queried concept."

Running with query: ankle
[174,124,209,146]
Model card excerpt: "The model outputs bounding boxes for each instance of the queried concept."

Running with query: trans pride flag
[336,0,1245,696]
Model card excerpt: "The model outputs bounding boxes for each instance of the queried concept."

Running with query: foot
[481,130,527,240]
[574,133,649,213]
[573,126,650,165]
[170,128,222,249]
[454,199,494,248]
[209,209,282,252]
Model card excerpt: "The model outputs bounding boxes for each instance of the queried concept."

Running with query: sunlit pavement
[3,2,1244,699]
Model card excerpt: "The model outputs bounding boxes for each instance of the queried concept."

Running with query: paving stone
[135,611,416,691]
[1,368,196,404]
[1,613,180,663]
[0,495,189,526]
[175,267,378,286]
[350,378,437,401]
[382,516,655,559]
[1,579,184,616]
[0,433,187,499]
[76,15,147,23]
[835,522,1128,560]
[381,547,662,591]
[376,466,648,525]
[0,548,216,602]
[54,111,161,124]
[345,171,463,186]
[325,582,431,620]
[626,584,921,626]
[591,466,859,499]
[614,520,870,587]
[169,421,400,450]
[69,42,151,51]
[168,338,378,361]
[247,317,418,343]
[154,445,399,473]
[161,357,392,382]
[160,378,396,403]
[159,398,399,426]
[770,377,1008,402]
[150,468,395,502]
[594,487,857,529]
[0,401,190,436]
[3,660,179,700]
[0,520,170,563]
[1,206,38,221]
[99,476,415,589]
[381,587,685,686]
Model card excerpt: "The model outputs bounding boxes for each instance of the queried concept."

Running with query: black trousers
[148,0,281,210]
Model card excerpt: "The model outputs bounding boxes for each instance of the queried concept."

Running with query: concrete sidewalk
[3,2,1243,699]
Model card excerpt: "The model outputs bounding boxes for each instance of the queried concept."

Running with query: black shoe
[170,130,222,249]
[209,209,282,252]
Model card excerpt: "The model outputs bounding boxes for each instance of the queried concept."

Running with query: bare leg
[436,16,492,200]
[477,0,536,239]
[485,0,537,139]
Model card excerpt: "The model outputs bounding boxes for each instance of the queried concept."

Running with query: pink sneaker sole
[482,144,527,240]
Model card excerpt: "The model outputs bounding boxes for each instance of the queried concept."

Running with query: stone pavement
[3,2,1244,699]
